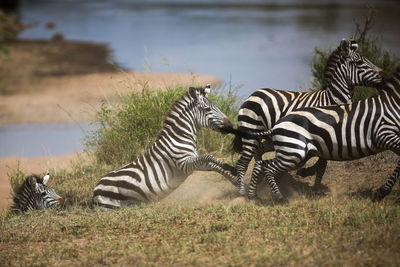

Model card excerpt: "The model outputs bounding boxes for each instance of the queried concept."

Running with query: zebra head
[340,39,383,86]
[325,39,384,102]
[189,84,233,132]
[13,173,62,212]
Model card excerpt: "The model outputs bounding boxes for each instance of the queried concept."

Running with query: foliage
[85,82,241,167]
[310,7,399,101]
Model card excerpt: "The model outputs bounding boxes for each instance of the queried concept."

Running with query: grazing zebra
[93,85,238,208]
[12,172,62,212]
[250,67,400,202]
[233,39,384,195]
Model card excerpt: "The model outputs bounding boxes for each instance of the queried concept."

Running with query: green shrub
[85,83,241,167]
[310,8,399,101]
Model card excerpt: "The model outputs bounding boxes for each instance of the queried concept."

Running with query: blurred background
[16,0,400,92]
[1,0,400,157]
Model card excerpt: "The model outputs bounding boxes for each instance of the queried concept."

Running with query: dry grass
[1,152,400,266]
[1,198,399,266]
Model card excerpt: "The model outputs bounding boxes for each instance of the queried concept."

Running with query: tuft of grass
[310,7,399,101]
[85,85,187,166]
[85,82,242,167]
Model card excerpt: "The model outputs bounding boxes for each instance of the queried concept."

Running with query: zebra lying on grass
[93,85,239,208]
[249,67,400,203]
[233,39,384,196]
[12,172,62,212]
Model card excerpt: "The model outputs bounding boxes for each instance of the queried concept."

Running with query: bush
[85,82,241,167]
[311,8,399,101]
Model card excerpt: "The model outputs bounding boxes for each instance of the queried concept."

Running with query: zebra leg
[247,139,276,199]
[235,139,259,196]
[248,160,264,199]
[373,160,400,202]
[251,159,287,204]
[190,155,238,186]
[313,158,328,188]
[296,164,317,178]
[200,161,238,186]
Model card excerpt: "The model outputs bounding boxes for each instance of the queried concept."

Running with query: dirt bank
[0,71,219,125]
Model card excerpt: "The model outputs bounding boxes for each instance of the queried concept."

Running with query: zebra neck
[324,82,352,105]
[379,72,400,104]
[158,97,199,145]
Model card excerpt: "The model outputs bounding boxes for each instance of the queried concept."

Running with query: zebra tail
[229,128,272,153]
[232,134,244,153]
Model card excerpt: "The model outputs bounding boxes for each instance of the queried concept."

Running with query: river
[2,0,399,157]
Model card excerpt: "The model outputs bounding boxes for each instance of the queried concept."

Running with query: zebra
[12,172,62,212]
[233,39,384,196]
[249,67,400,202]
[93,85,239,208]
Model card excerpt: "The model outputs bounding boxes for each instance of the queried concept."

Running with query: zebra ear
[339,38,351,55]
[43,172,50,185]
[204,84,211,97]
[350,40,358,51]
[189,87,200,101]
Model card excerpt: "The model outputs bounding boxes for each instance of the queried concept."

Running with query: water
[19,0,400,95]
[0,123,96,158]
[3,0,400,158]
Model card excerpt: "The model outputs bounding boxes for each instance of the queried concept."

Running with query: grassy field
[1,195,399,266]
[1,151,400,266]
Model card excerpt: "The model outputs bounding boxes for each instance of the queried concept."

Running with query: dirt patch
[162,150,400,207]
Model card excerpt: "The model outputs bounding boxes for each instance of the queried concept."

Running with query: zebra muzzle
[223,117,233,129]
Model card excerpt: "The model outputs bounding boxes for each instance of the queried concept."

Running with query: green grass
[85,83,241,167]
[1,198,399,266]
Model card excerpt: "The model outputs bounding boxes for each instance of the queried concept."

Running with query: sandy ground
[0,71,220,211]
[0,71,219,125]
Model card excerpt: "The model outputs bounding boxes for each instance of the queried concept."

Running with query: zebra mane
[12,174,40,211]
[322,39,357,90]
[322,46,345,90]
[155,87,203,139]
[13,174,43,197]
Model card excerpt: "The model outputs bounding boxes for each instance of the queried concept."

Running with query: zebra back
[12,173,61,212]
[234,39,383,151]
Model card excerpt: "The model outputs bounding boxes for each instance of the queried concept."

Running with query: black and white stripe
[233,39,384,195]
[93,86,237,208]
[12,173,62,212]
[250,67,400,202]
